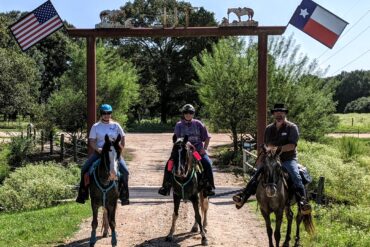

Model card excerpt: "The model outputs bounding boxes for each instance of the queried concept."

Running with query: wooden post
[316,176,325,204]
[87,36,96,155]
[41,130,44,152]
[257,34,268,153]
[49,131,53,155]
[73,135,77,162]
[33,128,36,142]
[60,134,64,161]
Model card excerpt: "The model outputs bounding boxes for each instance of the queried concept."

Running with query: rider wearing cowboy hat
[232,103,312,215]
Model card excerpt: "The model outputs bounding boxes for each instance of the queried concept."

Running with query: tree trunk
[231,125,238,158]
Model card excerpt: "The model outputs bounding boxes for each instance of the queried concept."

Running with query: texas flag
[289,0,348,48]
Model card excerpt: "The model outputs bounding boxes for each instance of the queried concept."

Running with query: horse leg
[261,210,274,247]
[191,195,208,246]
[102,208,109,237]
[166,194,181,242]
[90,203,99,247]
[201,192,209,233]
[274,210,284,247]
[108,204,118,247]
[294,212,303,247]
[283,207,293,247]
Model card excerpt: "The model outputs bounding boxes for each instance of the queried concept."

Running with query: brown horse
[256,147,314,247]
[166,134,209,246]
[89,134,121,247]
[227,7,254,22]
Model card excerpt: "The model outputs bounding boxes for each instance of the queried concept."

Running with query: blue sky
[1,0,369,76]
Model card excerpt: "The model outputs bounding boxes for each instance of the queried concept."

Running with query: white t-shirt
[89,121,125,148]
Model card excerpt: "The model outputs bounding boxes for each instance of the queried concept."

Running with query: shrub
[0,162,79,212]
[338,137,366,160]
[7,136,34,167]
[0,146,10,183]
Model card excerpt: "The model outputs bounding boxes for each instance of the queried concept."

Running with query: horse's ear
[105,134,110,143]
[172,134,177,143]
[184,135,188,144]
[115,134,121,144]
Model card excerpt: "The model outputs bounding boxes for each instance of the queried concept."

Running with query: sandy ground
[61,133,270,246]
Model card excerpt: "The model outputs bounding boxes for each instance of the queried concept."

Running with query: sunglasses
[183,111,194,115]
[101,111,112,115]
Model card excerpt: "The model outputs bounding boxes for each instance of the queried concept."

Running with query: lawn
[334,113,370,133]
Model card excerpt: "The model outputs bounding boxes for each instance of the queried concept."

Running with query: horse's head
[100,134,122,182]
[260,145,283,198]
[171,134,192,178]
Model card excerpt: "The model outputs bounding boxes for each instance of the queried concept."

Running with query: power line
[331,49,370,76]
[343,0,363,18]
[316,9,370,60]
[320,25,369,65]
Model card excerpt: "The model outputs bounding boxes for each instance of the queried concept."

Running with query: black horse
[256,146,314,247]
[166,134,209,246]
[89,134,121,247]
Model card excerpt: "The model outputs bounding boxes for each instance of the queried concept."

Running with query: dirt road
[63,133,268,247]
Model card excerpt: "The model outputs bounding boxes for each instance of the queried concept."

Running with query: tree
[192,38,257,154]
[111,0,218,123]
[344,97,370,113]
[332,70,370,113]
[39,42,140,135]
[0,48,40,118]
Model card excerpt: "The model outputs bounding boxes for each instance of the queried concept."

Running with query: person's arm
[89,138,101,153]
[203,137,210,150]
[120,136,125,150]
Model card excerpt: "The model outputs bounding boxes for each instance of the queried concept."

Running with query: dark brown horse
[256,147,314,247]
[89,134,121,247]
[166,135,209,246]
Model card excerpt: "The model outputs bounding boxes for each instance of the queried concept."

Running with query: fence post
[33,128,36,142]
[60,134,64,161]
[27,124,31,138]
[49,131,53,155]
[73,135,77,162]
[316,176,325,204]
[242,149,247,175]
[41,130,44,152]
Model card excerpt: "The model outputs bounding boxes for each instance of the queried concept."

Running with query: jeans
[200,154,215,189]
[81,152,129,177]
[282,159,305,195]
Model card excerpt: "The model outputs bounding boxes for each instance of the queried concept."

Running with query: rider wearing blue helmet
[76,104,130,206]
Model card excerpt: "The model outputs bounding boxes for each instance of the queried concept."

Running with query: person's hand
[96,148,102,154]
[199,149,207,155]
[186,142,195,151]
[266,145,278,155]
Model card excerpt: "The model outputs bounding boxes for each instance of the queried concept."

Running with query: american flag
[9,1,64,51]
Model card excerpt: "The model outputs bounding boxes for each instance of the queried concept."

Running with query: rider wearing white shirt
[76,104,130,206]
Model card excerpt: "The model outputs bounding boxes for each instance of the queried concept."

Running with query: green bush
[127,118,175,133]
[7,136,34,167]
[0,162,79,212]
[299,140,370,204]
[338,137,367,160]
[0,146,10,183]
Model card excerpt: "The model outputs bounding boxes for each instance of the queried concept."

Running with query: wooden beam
[67,26,286,38]
[87,36,96,155]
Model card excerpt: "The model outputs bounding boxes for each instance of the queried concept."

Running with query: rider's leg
[76,153,100,204]
[233,166,264,209]
[118,158,130,205]
[200,154,215,197]
[282,159,312,215]
[158,159,173,196]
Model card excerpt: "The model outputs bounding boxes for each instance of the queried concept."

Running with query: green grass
[0,203,90,247]
[335,113,370,133]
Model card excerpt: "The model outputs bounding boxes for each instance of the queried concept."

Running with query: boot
[76,174,88,204]
[158,163,172,196]
[202,181,215,197]
[158,182,171,196]
[119,175,129,206]
[232,168,262,209]
[296,188,312,215]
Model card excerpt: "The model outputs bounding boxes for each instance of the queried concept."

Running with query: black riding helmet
[180,104,195,114]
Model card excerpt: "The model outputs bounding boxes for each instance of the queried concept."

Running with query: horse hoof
[201,237,208,246]
[191,226,198,233]
[166,236,173,242]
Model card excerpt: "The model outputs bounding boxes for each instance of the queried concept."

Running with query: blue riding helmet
[100,104,113,112]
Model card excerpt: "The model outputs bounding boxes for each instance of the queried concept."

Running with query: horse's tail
[302,213,315,235]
